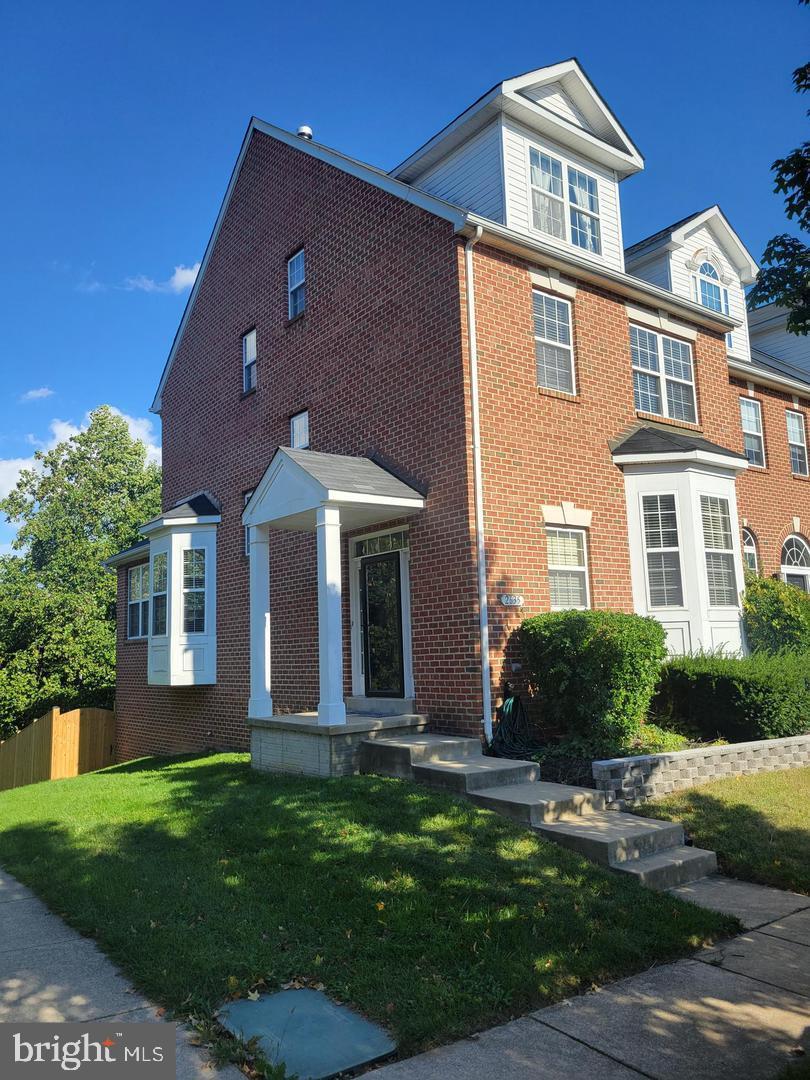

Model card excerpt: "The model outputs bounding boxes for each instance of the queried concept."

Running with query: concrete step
[346,696,416,716]
[534,810,685,866]
[468,781,606,824]
[412,756,540,793]
[617,846,718,890]
[359,733,483,778]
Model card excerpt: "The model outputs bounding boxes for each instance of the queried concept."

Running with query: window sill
[241,387,257,400]
[286,312,306,328]
[635,411,703,433]
[537,387,580,403]
[792,472,810,483]
[125,637,148,644]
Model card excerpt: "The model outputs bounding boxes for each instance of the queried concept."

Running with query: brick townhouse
[107,59,810,772]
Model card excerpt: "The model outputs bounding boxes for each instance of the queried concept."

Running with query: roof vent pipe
[297,124,313,141]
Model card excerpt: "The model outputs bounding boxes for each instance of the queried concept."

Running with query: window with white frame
[694,261,729,316]
[529,148,565,240]
[630,326,697,423]
[150,552,168,636]
[290,410,310,449]
[739,397,765,467]
[243,490,254,557]
[242,329,257,393]
[182,549,206,634]
[642,494,684,608]
[287,249,306,319]
[567,167,601,254]
[782,535,810,591]
[786,410,808,476]
[532,291,575,393]
[127,564,150,639]
[742,527,758,574]
[701,495,738,606]
[546,527,590,610]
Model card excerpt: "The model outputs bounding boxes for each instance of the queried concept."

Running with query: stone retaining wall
[592,733,810,805]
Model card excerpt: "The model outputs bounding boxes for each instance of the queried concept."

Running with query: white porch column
[248,523,273,719]
[316,505,346,725]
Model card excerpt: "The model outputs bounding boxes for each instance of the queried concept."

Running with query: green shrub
[742,574,810,654]
[653,651,810,743]
[519,610,667,755]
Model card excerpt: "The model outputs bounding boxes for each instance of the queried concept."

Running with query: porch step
[533,811,685,866]
[616,846,718,890]
[411,757,540,793]
[468,781,606,824]
[359,733,483,778]
[346,696,416,717]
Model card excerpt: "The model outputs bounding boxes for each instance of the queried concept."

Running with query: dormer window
[694,261,729,315]
[528,147,601,255]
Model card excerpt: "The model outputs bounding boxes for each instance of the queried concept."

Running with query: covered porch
[242,448,428,775]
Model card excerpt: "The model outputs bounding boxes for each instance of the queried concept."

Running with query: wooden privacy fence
[0,707,115,792]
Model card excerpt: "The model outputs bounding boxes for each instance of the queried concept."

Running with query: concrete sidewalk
[0,869,240,1079]
[373,875,810,1080]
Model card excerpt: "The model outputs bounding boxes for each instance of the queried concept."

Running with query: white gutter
[728,357,810,398]
[464,225,493,744]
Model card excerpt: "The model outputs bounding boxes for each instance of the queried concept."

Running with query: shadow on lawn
[0,755,738,1052]
[642,786,810,896]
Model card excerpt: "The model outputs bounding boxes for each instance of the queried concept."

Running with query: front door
[359,552,404,698]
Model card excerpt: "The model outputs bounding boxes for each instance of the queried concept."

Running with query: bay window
[642,494,684,608]
[151,551,168,636]
[127,564,150,639]
[700,495,737,606]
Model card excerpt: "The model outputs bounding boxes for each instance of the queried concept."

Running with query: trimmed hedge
[743,574,810,654]
[653,651,810,743]
[519,610,666,755]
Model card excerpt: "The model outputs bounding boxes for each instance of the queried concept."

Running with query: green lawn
[0,753,735,1056]
[637,767,810,895]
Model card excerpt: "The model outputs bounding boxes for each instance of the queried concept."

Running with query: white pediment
[520,80,595,135]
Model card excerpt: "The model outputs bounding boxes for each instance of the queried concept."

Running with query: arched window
[781,535,810,592]
[695,259,729,315]
[699,261,719,280]
[742,528,758,574]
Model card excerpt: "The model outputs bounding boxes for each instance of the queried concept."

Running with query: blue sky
[0,0,806,551]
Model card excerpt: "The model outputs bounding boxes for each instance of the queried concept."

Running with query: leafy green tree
[748,3,810,334]
[0,406,161,735]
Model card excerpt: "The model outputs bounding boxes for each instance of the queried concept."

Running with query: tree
[748,4,810,334]
[0,406,161,735]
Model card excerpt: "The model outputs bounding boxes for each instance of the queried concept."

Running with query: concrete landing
[669,874,810,929]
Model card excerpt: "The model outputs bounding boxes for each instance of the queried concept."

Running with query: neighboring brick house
[108,59,810,770]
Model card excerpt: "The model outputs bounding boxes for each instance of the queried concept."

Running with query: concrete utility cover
[218,988,396,1079]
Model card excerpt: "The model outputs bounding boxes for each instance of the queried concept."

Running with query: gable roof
[391,58,644,184]
[612,423,747,462]
[625,205,758,284]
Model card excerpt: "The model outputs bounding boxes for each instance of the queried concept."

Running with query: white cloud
[0,457,35,500]
[124,261,200,295]
[19,387,54,403]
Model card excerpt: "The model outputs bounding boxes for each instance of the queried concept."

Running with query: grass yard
[0,753,736,1055]
[637,767,810,895]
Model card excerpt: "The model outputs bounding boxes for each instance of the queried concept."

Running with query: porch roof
[243,448,426,532]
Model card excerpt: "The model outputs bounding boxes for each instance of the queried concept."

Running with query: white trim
[614,448,749,472]
[140,513,221,537]
[541,501,592,528]
[729,357,810,398]
[640,490,687,612]
[781,534,810,592]
[630,324,698,425]
[742,527,758,574]
[787,409,809,477]
[529,266,577,298]
[532,289,576,394]
[546,525,591,610]
[624,302,697,342]
[739,396,766,468]
[626,206,758,285]
[699,492,739,609]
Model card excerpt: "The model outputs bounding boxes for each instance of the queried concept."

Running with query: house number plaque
[499,593,524,608]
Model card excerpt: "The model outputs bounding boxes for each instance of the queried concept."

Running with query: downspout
[464,225,493,744]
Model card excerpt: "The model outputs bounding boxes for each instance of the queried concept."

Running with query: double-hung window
[242,330,257,393]
[287,249,306,319]
[630,326,697,423]
[701,495,737,606]
[642,494,684,608]
[529,148,565,239]
[151,552,168,636]
[694,262,729,315]
[546,527,590,610]
[567,167,601,254]
[533,291,575,393]
[739,398,765,467]
[182,549,206,634]
[290,410,310,449]
[787,410,808,476]
[127,564,150,639]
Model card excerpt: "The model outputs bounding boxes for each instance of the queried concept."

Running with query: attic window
[693,259,729,316]
[527,147,601,255]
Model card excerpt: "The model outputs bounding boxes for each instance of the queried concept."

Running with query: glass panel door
[360,552,404,698]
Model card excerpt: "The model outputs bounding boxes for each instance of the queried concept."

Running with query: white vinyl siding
[242,329,257,393]
[533,291,575,393]
[642,494,684,608]
[625,251,671,290]
[787,411,808,476]
[290,410,310,449]
[503,119,624,270]
[739,398,765,467]
[701,495,737,606]
[547,527,589,609]
[630,326,697,423]
[128,564,150,639]
[522,80,594,131]
[413,121,505,222]
[749,308,808,367]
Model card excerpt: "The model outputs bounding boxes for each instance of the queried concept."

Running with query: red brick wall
[115,130,482,761]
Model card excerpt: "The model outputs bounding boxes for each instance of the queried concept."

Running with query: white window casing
[739,398,765,468]
[786,410,808,477]
[151,550,168,636]
[546,526,590,610]
[287,249,306,319]
[781,534,810,592]
[701,495,738,607]
[527,146,601,256]
[742,527,758,574]
[630,325,697,424]
[641,494,684,609]
[127,564,150,639]
[533,290,576,394]
[290,410,310,449]
[242,329,257,393]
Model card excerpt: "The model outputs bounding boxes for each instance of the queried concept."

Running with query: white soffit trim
[530,267,577,299]
[140,514,221,537]
[150,120,467,413]
[541,501,592,527]
[613,449,750,472]
[728,358,810,398]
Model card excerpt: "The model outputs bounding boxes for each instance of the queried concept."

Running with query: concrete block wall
[593,733,810,804]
